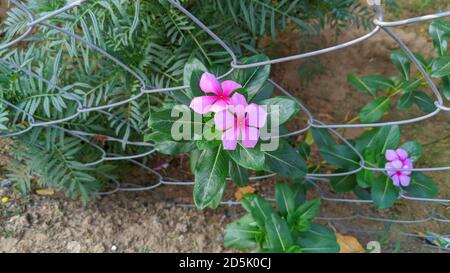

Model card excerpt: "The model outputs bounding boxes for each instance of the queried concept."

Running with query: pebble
[1,179,12,188]
[67,241,81,253]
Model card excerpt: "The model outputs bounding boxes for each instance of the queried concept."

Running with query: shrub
[0,0,371,202]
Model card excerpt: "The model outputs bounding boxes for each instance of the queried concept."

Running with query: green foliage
[348,20,450,123]
[224,183,339,253]
[310,126,437,209]
[0,0,371,201]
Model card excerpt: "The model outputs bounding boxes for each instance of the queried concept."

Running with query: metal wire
[0,0,449,243]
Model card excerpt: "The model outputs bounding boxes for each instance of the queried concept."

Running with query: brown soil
[1,5,449,253]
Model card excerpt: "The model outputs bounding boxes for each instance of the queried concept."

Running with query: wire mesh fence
[0,0,449,251]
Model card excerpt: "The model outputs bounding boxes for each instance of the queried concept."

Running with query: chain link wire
[0,0,449,251]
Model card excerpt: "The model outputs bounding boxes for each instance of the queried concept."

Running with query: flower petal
[199,72,221,94]
[230,92,248,108]
[399,174,411,187]
[391,175,400,187]
[221,80,241,96]
[391,160,403,169]
[214,109,235,131]
[385,162,396,176]
[189,96,216,114]
[209,99,228,113]
[395,148,409,161]
[222,127,238,150]
[241,126,260,149]
[246,103,267,128]
[385,149,399,161]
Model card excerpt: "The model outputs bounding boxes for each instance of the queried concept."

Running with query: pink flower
[189,72,242,114]
[214,93,267,150]
[385,148,413,187]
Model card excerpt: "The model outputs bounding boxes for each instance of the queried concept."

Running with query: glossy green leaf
[372,125,401,154]
[348,74,394,96]
[413,91,437,113]
[400,141,423,162]
[265,214,293,252]
[259,96,300,125]
[228,143,265,171]
[298,224,339,253]
[193,145,228,209]
[431,56,450,78]
[405,172,438,198]
[330,173,357,193]
[275,182,295,216]
[390,50,410,80]
[234,54,271,100]
[229,159,249,187]
[319,144,360,170]
[359,96,391,123]
[371,175,399,209]
[241,194,275,229]
[224,215,261,250]
[264,141,307,179]
[288,199,321,232]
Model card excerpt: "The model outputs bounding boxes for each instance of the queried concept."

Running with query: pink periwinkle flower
[214,93,267,150]
[385,148,413,187]
[189,72,242,114]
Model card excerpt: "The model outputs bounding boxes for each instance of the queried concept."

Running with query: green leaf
[259,96,300,125]
[228,143,265,171]
[356,169,375,188]
[229,159,249,187]
[297,142,310,160]
[251,81,274,102]
[405,172,438,198]
[234,54,271,100]
[319,144,360,170]
[224,215,261,250]
[348,75,394,96]
[291,183,307,207]
[189,69,205,97]
[241,194,276,229]
[288,199,321,232]
[359,96,391,123]
[183,57,207,87]
[330,173,357,193]
[190,149,202,173]
[442,77,450,101]
[311,128,336,147]
[371,175,399,209]
[298,224,339,253]
[400,141,423,162]
[397,90,415,109]
[275,183,295,217]
[390,50,411,80]
[144,132,195,155]
[193,145,229,209]
[413,91,437,113]
[355,129,377,152]
[431,56,450,78]
[429,20,449,56]
[372,125,401,154]
[148,105,202,135]
[264,141,307,179]
[265,214,294,252]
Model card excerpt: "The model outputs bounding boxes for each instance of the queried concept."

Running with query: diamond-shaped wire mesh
[0,0,449,250]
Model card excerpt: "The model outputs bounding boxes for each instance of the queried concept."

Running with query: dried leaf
[336,233,365,253]
[234,186,256,201]
[36,188,55,196]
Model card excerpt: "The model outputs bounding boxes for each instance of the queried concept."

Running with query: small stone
[67,241,81,253]
[1,179,12,188]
